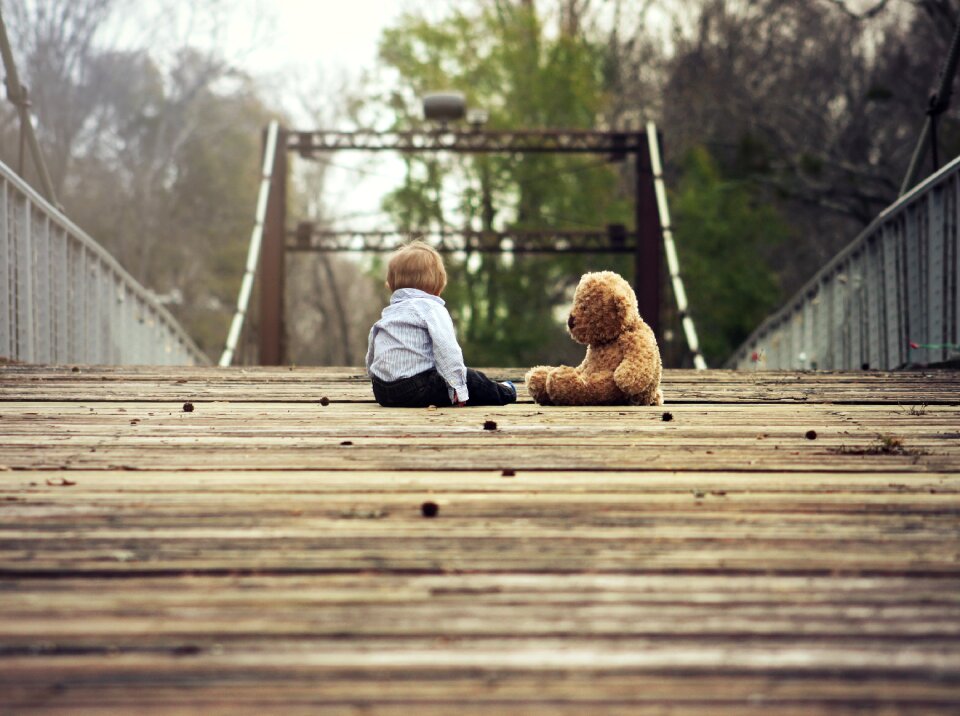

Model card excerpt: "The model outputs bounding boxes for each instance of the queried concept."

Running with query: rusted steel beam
[287,227,637,254]
[634,130,662,341]
[289,130,642,156]
[259,127,288,366]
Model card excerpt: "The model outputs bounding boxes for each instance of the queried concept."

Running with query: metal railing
[0,159,208,365]
[730,153,960,370]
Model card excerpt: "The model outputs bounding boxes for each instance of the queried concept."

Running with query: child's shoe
[501,380,517,401]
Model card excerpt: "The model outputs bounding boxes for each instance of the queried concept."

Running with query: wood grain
[1,366,959,713]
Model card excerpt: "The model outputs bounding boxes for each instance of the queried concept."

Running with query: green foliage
[672,146,786,364]
[376,4,631,367]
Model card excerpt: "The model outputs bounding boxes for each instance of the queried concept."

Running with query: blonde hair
[386,240,447,295]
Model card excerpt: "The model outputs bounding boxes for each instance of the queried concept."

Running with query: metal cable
[0,6,59,208]
[219,120,280,367]
[899,18,960,195]
[645,121,708,370]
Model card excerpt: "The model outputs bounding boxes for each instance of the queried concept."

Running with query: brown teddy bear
[525,271,663,406]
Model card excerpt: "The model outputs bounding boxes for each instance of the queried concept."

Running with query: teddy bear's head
[565,271,640,345]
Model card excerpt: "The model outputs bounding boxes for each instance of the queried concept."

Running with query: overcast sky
[251,0,404,78]
[225,0,419,227]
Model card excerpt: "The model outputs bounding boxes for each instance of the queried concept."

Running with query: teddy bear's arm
[613,329,663,404]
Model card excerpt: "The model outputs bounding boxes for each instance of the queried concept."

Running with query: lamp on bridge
[423,92,466,126]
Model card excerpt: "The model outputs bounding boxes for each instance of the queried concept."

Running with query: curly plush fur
[525,271,663,406]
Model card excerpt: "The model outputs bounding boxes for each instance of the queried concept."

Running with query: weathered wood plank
[5,670,959,715]
[3,469,959,492]
[1,366,958,713]
[1,400,957,472]
[3,366,958,404]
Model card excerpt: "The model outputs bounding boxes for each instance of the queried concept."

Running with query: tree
[284,70,385,366]
[648,0,959,292]
[671,146,785,363]
[1,0,282,359]
[375,1,633,367]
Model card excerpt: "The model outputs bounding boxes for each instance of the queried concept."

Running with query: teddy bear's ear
[609,289,629,327]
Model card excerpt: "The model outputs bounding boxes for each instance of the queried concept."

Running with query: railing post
[634,130,661,340]
[259,126,287,365]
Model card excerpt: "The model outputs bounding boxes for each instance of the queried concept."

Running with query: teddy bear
[525,271,663,406]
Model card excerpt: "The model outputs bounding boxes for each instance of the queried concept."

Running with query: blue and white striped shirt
[366,288,469,403]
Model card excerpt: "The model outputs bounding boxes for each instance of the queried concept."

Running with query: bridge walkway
[1,366,959,712]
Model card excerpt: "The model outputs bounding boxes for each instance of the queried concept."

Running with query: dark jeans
[371,368,516,408]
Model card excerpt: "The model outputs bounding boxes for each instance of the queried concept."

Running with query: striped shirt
[366,288,469,403]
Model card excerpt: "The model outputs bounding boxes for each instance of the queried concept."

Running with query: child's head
[386,240,447,295]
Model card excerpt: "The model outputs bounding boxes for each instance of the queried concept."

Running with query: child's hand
[453,390,466,407]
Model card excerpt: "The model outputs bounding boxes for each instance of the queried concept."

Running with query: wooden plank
[2,366,958,404]
[3,471,959,576]
[1,366,958,713]
[1,400,957,472]
[5,671,959,715]
[4,469,958,492]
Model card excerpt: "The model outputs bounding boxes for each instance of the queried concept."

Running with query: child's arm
[364,325,377,374]
[421,304,469,404]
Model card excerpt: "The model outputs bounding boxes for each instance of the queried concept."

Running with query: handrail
[0,158,209,365]
[646,121,707,370]
[729,152,960,370]
[219,120,280,366]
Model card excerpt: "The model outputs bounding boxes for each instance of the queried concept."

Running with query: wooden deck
[1,365,959,713]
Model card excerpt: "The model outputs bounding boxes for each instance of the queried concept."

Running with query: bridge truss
[251,127,665,365]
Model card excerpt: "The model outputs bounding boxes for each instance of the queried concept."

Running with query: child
[366,241,517,408]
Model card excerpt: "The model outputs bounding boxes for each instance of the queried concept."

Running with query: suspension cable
[0,6,59,207]
[900,18,960,196]
[219,120,280,367]
[646,121,707,370]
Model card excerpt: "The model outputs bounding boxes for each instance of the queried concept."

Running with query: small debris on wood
[46,478,76,487]
[711,490,727,497]
[427,405,438,411]
[693,490,705,499]
[421,501,439,517]
[805,430,817,440]
[483,420,498,430]
[319,397,330,406]
[829,433,922,456]
[175,379,187,384]
[71,366,80,373]
[662,412,673,422]
[171,645,202,657]
[340,440,353,446]
[501,469,516,477]
[182,402,194,412]
[130,419,139,425]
